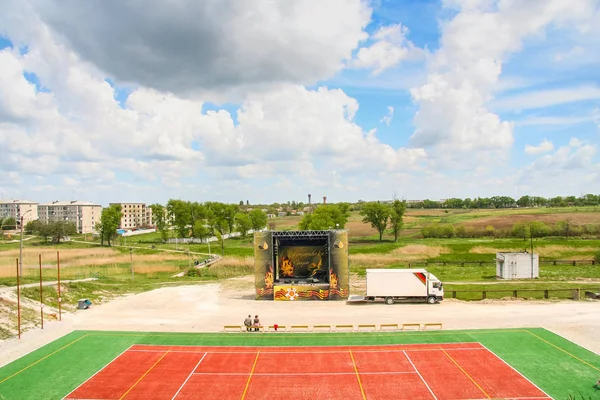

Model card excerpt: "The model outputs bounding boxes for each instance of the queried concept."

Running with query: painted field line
[527,330,600,372]
[0,333,90,386]
[128,347,485,355]
[478,343,551,399]
[240,351,260,400]
[441,349,490,399]
[171,352,207,400]
[119,350,170,400]
[403,351,437,400]
[349,350,366,400]
[62,345,134,400]
[191,371,417,376]
[130,342,484,350]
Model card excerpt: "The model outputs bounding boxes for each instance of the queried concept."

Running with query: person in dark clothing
[244,315,252,332]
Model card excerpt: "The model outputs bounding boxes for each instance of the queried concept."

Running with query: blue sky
[1,0,599,205]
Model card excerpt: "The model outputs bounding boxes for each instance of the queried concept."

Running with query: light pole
[529,223,534,279]
[19,209,33,277]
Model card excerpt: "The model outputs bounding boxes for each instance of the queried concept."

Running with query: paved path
[69,240,214,257]
[0,278,98,294]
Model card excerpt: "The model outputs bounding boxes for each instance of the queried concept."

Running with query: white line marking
[189,371,418,376]
[129,342,484,350]
[477,342,552,399]
[127,347,485,354]
[62,345,134,400]
[403,350,438,400]
[171,352,207,400]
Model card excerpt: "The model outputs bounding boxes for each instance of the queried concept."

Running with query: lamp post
[19,209,33,277]
[529,223,534,279]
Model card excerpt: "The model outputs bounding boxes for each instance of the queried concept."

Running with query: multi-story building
[38,201,102,234]
[109,203,153,229]
[0,200,39,228]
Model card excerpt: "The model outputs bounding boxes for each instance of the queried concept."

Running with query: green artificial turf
[0,328,599,399]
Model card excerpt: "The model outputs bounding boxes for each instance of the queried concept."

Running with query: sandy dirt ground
[1,276,599,368]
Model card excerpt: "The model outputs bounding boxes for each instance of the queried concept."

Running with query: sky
[0,0,599,206]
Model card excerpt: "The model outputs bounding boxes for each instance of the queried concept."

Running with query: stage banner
[277,245,328,280]
[329,230,349,300]
[274,285,330,301]
[254,231,274,300]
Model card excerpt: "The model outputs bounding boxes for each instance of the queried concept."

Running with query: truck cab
[428,274,444,304]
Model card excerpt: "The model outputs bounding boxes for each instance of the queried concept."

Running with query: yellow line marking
[442,349,490,399]
[0,333,89,385]
[526,330,600,372]
[119,350,170,400]
[240,351,260,400]
[349,350,366,400]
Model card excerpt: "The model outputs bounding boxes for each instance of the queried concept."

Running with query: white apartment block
[38,201,102,234]
[109,203,153,229]
[0,200,39,227]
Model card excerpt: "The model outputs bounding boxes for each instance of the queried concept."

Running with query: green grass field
[0,328,599,399]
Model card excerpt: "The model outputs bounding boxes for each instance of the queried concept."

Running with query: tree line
[408,194,600,209]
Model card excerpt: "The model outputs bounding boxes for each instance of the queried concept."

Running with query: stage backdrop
[254,230,349,301]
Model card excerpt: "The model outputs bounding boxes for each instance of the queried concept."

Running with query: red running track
[64,343,551,400]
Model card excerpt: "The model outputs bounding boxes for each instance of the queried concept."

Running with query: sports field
[0,328,599,399]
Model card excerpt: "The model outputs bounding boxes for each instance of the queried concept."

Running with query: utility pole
[19,209,33,277]
[130,248,134,281]
[530,224,534,279]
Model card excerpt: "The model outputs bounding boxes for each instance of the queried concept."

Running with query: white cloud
[29,0,372,96]
[515,115,595,126]
[409,0,598,169]
[491,85,600,111]
[380,106,394,126]
[352,24,423,75]
[554,45,585,61]
[525,139,554,155]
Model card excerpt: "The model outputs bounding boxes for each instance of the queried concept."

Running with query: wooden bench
[223,325,244,332]
[290,325,310,332]
[357,324,377,332]
[312,325,332,332]
[401,323,421,331]
[423,323,443,330]
[379,323,399,331]
[334,324,355,332]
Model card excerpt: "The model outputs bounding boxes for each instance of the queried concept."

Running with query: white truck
[361,268,444,305]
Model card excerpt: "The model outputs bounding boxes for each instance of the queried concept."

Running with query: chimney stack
[323,196,327,204]
[308,194,311,205]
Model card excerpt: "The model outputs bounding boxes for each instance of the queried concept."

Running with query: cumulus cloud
[409,0,597,168]
[379,106,394,126]
[525,139,554,155]
[352,24,423,75]
[32,0,372,96]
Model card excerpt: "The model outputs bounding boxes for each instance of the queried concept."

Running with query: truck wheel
[427,296,437,304]
[385,297,394,305]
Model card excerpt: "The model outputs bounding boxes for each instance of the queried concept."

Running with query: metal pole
[16,258,21,339]
[19,216,24,277]
[130,248,134,281]
[57,251,61,321]
[207,238,211,256]
[39,254,43,329]
[530,224,534,279]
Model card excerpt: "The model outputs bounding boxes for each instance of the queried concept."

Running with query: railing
[407,259,596,267]
[447,288,590,301]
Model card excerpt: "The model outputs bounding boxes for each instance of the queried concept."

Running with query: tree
[167,199,190,238]
[149,203,170,242]
[24,220,39,234]
[206,202,229,254]
[31,221,53,243]
[235,213,252,238]
[97,205,122,246]
[249,209,267,231]
[192,220,209,242]
[50,220,77,243]
[389,199,407,242]
[359,202,391,241]
[224,204,239,233]
[298,204,349,230]
[1,217,16,230]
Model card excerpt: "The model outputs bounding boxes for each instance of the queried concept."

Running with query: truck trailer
[362,268,444,304]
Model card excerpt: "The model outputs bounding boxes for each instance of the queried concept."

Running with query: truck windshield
[433,282,441,289]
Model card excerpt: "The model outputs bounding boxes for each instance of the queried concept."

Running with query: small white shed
[496,252,539,279]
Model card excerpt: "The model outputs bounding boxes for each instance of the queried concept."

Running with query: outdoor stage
[64,343,550,399]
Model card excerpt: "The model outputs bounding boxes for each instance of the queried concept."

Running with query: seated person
[253,315,261,331]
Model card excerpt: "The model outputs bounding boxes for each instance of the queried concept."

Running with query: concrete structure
[496,252,539,279]
[109,203,153,229]
[0,200,39,227]
[38,201,102,234]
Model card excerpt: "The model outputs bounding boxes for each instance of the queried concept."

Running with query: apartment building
[109,203,153,229]
[0,200,39,227]
[38,201,102,234]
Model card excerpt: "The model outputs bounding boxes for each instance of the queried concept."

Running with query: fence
[407,259,596,267]
[447,288,591,301]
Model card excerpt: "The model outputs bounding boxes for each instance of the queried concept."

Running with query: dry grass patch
[469,245,597,258]
[391,244,450,258]
[469,246,522,254]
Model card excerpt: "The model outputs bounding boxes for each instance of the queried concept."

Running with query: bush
[595,252,600,263]
[186,268,200,277]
